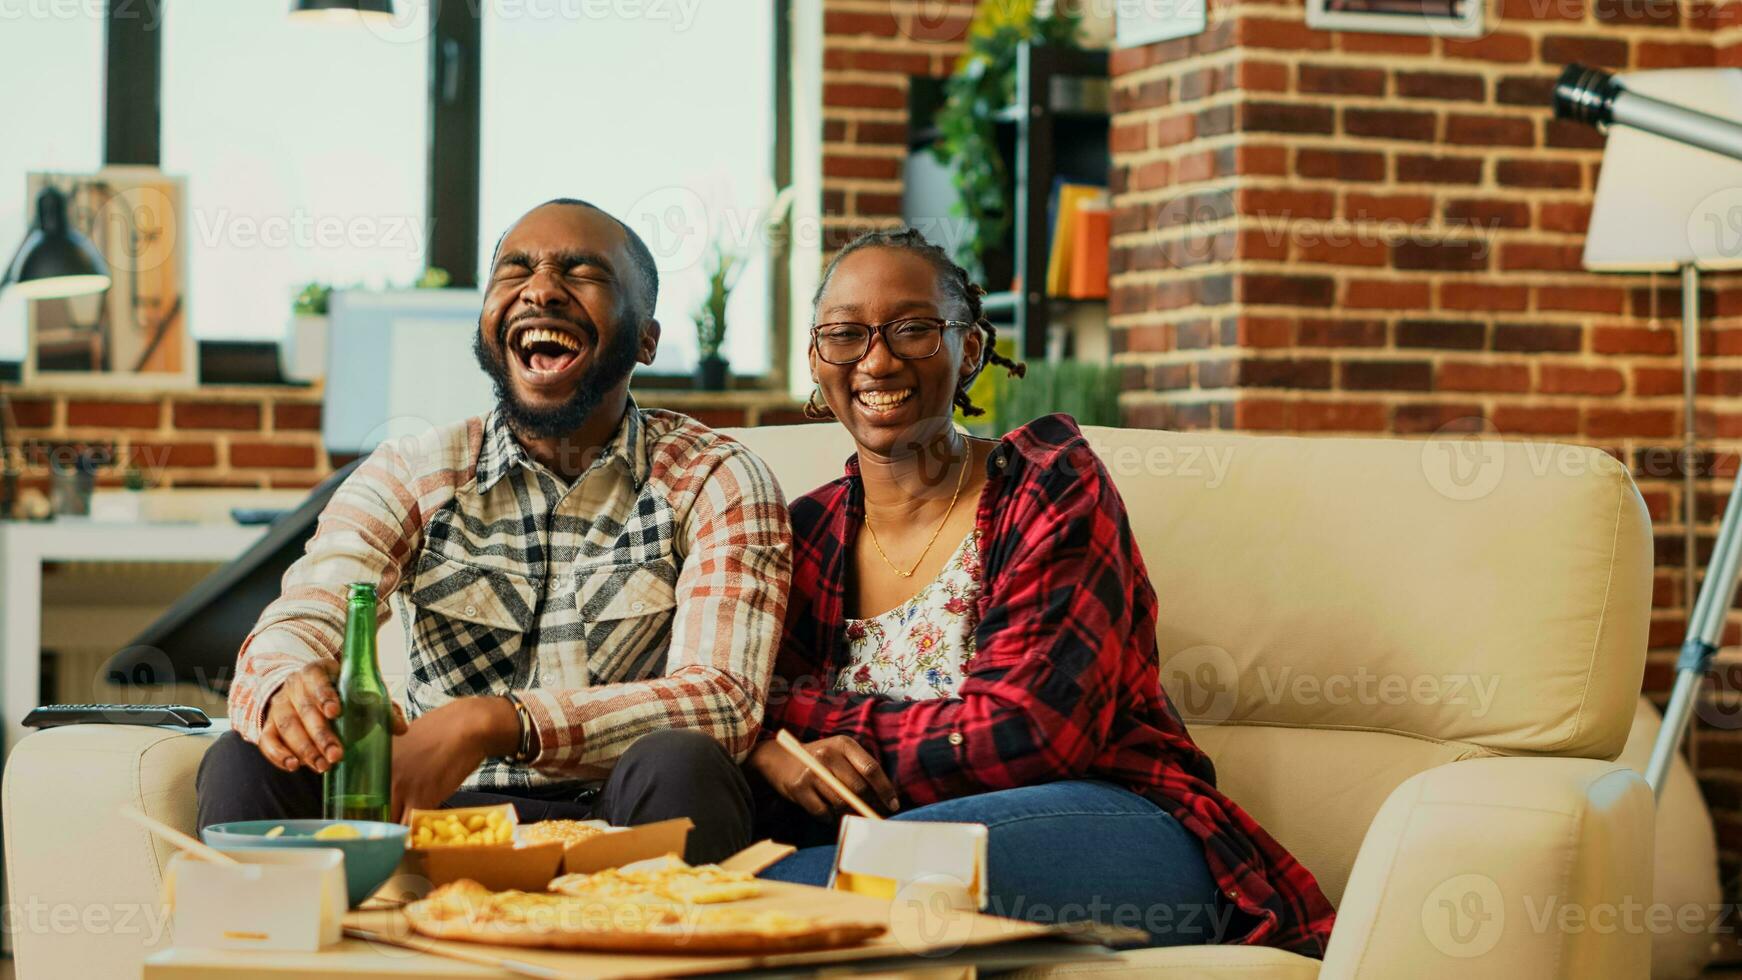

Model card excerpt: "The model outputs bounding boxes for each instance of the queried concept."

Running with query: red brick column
[821,1,982,248]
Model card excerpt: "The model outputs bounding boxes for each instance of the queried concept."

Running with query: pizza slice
[548,859,762,905]
[403,880,885,954]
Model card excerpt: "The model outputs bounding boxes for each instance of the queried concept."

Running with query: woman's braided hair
[813,227,1027,418]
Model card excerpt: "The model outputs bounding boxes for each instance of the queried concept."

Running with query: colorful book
[1045,183,1108,297]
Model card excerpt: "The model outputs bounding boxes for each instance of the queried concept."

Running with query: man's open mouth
[508,322,590,379]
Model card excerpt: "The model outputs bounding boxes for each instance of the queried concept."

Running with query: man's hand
[748,735,900,819]
[257,661,408,774]
[390,697,520,820]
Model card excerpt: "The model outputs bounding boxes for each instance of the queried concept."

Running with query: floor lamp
[1557,65,1742,798]
[0,184,114,517]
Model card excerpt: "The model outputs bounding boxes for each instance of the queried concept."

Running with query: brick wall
[3,385,805,497]
[1111,0,1742,908]
[7,386,332,493]
[822,0,979,246]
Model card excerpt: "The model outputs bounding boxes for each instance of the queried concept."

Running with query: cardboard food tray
[402,805,694,891]
[343,879,1056,979]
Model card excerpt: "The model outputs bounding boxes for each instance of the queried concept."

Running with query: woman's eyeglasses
[811,316,973,365]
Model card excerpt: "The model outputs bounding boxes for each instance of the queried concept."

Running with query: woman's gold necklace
[863,443,973,579]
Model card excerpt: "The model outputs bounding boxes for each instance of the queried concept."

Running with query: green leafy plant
[992,359,1120,435]
[292,282,332,316]
[693,243,741,361]
[416,267,452,289]
[689,185,795,363]
[931,2,1079,281]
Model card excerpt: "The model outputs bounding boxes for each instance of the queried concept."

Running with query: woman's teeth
[856,389,912,411]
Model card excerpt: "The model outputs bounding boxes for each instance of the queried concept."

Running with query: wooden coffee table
[143,880,1120,979]
[144,938,505,979]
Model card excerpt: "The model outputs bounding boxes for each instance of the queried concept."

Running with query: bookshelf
[905,44,1110,362]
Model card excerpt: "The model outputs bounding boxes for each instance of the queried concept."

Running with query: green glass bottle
[323,583,392,821]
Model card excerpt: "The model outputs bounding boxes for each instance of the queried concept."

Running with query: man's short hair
[488,198,660,323]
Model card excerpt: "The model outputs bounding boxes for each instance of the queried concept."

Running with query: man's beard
[474,315,642,439]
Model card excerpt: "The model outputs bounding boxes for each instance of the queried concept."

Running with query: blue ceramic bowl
[202,819,408,907]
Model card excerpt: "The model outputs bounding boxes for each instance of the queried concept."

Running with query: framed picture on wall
[22,167,193,388]
[1306,0,1484,38]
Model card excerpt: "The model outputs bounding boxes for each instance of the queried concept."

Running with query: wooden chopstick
[119,806,242,866]
[774,729,883,821]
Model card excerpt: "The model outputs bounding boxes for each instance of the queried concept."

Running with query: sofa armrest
[4,724,218,980]
[1319,756,1652,980]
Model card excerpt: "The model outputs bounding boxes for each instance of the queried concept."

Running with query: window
[0,11,104,363]
[479,3,777,375]
[160,2,428,343]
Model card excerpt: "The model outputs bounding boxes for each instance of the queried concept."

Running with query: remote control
[21,704,212,730]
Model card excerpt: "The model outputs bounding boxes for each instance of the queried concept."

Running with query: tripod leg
[1646,454,1742,797]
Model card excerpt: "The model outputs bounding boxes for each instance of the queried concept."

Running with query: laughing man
[196,199,792,863]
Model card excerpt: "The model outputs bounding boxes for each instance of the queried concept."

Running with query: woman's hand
[749,735,900,819]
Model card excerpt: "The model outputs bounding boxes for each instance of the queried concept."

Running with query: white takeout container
[167,847,345,951]
[829,816,990,910]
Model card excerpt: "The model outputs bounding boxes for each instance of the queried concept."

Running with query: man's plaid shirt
[765,415,1336,957]
[228,402,791,791]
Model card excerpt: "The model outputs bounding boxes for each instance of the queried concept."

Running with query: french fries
[410,808,513,848]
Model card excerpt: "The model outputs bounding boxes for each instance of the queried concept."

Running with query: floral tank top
[835,530,982,701]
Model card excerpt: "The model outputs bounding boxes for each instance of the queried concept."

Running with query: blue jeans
[759,780,1232,947]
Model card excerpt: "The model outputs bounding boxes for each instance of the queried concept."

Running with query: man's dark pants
[196,728,754,864]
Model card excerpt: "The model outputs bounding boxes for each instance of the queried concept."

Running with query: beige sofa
[4,423,1709,978]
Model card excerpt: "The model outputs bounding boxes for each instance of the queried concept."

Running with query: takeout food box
[167,848,345,951]
[829,816,989,910]
[402,804,694,891]
[554,817,693,875]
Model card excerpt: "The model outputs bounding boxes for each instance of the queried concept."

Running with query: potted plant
[692,244,739,390]
[931,3,1079,283]
[688,185,795,391]
[282,281,333,384]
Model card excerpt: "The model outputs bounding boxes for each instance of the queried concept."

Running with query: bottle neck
[343,600,378,672]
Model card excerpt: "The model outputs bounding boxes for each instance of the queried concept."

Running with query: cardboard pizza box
[401,805,698,891]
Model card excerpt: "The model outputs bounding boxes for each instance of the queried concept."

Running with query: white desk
[0,520,267,754]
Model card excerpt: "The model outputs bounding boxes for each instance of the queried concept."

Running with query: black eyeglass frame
[809,316,975,365]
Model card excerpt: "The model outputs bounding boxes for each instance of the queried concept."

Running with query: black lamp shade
[3,186,111,300]
[290,0,393,15]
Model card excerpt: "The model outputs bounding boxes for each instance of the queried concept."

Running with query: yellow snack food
[313,823,362,840]
[409,807,514,847]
